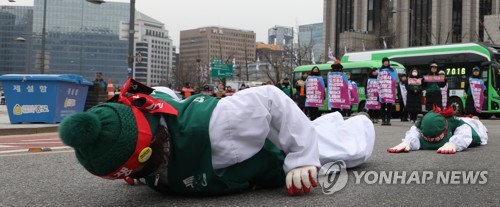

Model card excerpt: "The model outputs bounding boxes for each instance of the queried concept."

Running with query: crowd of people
[370,60,485,125]
[284,57,486,123]
[175,57,485,123]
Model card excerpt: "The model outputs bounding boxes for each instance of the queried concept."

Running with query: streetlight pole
[87,0,134,79]
[128,0,136,79]
[290,27,294,76]
[40,0,47,74]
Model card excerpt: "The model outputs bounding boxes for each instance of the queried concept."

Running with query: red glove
[437,142,456,154]
[387,142,411,153]
[285,166,318,196]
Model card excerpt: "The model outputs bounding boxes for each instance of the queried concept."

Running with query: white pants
[208,86,375,173]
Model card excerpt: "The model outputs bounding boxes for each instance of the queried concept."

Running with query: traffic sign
[210,58,233,78]
[211,64,233,78]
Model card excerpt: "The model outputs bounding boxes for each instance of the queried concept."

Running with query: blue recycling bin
[0,74,92,124]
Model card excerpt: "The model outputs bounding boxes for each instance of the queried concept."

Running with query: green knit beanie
[58,103,159,176]
[420,111,446,138]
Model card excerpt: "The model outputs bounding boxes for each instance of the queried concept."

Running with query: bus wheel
[449,98,463,116]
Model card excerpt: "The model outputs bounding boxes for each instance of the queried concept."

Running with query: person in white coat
[59,79,375,196]
[387,106,487,154]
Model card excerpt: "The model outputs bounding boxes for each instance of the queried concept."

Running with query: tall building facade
[179,26,256,85]
[298,23,324,64]
[30,0,130,85]
[268,26,294,48]
[133,13,174,86]
[323,0,500,58]
[0,0,173,86]
[0,6,33,74]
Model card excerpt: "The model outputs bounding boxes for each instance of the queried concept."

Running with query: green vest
[425,82,440,92]
[280,84,293,97]
[418,117,481,150]
[146,93,285,196]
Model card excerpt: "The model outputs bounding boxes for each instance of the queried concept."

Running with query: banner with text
[349,81,359,105]
[305,76,326,107]
[327,72,350,109]
[377,69,396,104]
[423,75,445,82]
[469,78,485,113]
[365,78,381,110]
[441,83,448,108]
[408,78,422,85]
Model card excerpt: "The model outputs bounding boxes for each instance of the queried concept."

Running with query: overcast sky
[2,0,324,47]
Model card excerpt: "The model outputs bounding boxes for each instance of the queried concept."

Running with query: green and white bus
[342,42,500,118]
[293,60,406,112]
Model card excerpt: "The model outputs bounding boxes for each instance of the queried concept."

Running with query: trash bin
[0,74,92,124]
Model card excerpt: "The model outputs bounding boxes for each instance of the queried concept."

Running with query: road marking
[0,144,16,148]
[0,142,62,144]
[0,148,73,156]
[20,138,60,142]
[0,132,59,139]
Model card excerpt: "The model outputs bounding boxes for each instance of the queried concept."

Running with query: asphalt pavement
[0,118,498,206]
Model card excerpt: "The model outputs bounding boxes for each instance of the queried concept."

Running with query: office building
[298,23,324,64]
[268,25,293,48]
[323,0,500,57]
[179,26,256,85]
[0,6,33,74]
[133,12,174,86]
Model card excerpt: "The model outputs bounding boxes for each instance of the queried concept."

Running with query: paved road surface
[0,119,498,206]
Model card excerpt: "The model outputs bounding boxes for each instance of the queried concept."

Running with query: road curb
[0,126,59,136]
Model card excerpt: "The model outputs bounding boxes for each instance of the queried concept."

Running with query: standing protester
[397,74,409,122]
[181,82,196,99]
[201,84,214,96]
[306,66,325,120]
[93,72,107,92]
[214,83,226,98]
[225,86,235,96]
[295,72,308,114]
[279,78,293,99]
[345,72,359,117]
[406,68,424,123]
[377,57,397,126]
[423,63,446,110]
[464,66,486,117]
[330,60,345,115]
[365,68,381,123]
[439,70,449,109]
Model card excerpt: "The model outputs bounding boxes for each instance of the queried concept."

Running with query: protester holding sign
[345,72,359,117]
[406,68,424,123]
[214,84,226,98]
[465,67,486,116]
[397,74,409,122]
[377,57,397,126]
[365,68,381,123]
[439,70,449,108]
[181,82,196,99]
[306,67,326,120]
[201,84,214,96]
[328,62,350,114]
[423,63,446,110]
